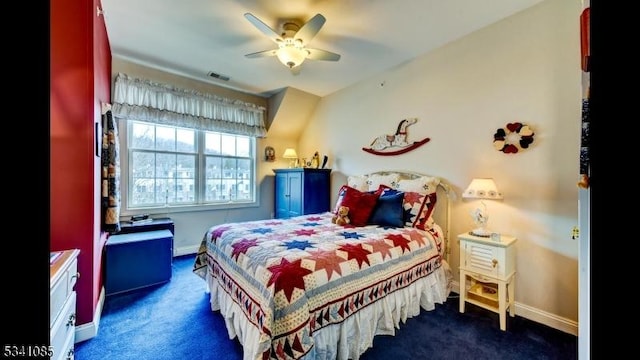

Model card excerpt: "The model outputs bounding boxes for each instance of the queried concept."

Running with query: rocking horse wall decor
[362,118,431,156]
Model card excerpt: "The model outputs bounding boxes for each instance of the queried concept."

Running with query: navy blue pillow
[368,190,405,228]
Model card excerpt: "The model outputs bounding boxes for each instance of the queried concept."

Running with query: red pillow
[334,184,385,212]
[335,185,381,226]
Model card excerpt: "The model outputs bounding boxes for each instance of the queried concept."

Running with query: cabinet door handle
[71,272,80,281]
[492,259,498,268]
[66,348,75,360]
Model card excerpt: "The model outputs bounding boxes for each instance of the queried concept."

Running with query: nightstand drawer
[464,242,500,277]
[459,234,516,279]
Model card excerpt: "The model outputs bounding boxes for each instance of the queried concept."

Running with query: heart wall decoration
[493,122,535,154]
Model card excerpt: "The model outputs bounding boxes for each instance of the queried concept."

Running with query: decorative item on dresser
[282,148,299,168]
[50,249,80,360]
[310,151,320,168]
[458,232,517,331]
[273,168,331,219]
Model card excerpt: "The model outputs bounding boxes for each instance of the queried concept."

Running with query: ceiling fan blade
[305,48,341,61]
[245,49,278,58]
[244,13,282,43]
[295,14,326,45]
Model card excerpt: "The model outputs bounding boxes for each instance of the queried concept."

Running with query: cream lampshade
[282,148,298,168]
[462,178,503,237]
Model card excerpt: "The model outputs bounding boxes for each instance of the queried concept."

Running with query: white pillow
[347,175,368,191]
[366,173,400,191]
[397,176,440,194]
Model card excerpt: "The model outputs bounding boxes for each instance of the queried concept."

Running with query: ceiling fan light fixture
[244,13,339,71]
[277,46,307,68]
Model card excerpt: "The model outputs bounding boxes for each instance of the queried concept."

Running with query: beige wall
[298,0,580,333]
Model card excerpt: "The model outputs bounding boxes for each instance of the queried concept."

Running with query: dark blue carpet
[75,255,577,360]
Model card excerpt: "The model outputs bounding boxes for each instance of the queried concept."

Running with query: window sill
[121,201,260,217]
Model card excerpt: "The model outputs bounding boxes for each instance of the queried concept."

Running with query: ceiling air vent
[207,71,230,81]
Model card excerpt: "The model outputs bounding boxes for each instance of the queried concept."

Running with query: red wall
[93,0,113,327]
[51,0,111,327]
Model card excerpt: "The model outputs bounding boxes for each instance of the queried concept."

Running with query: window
[123,120,256,212]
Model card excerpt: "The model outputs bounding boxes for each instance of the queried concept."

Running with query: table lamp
[283,148,298,168]
[462,178,503,237]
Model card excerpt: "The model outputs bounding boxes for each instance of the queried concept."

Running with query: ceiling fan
[244,13,341,74]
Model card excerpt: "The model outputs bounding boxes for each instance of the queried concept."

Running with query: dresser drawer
[50,256,78,327]
[50,291,76,360]
[50,249,80,359]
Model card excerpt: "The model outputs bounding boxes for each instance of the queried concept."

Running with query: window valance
[111,73,267,137]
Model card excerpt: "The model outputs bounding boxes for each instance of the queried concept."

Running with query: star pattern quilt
[193,212,446,360]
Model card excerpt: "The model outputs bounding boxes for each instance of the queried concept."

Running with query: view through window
[126,120,255,210]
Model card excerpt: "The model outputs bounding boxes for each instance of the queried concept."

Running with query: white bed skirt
[206,261,452,360]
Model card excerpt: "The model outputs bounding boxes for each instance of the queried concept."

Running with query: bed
[193,171,453,360]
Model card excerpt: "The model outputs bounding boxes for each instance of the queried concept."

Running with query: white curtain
[111,73,267,137]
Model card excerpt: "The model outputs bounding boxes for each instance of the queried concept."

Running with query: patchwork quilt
[193,212,445,360]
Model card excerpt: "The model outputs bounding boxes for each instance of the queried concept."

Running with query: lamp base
[469,228,492,237]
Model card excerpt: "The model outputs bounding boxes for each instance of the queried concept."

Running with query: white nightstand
[458,232,517,331]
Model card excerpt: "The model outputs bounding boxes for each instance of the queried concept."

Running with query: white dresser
[50,249,80,360]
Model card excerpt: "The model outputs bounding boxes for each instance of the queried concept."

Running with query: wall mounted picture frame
[265,146,275,162]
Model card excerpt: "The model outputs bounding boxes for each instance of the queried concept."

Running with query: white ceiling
[101,0,543,98]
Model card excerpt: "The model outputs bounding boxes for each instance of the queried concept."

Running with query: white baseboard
[451,280,577,336]
[515,302,577,336]
[174,245,200,257]
[74,287,106,343]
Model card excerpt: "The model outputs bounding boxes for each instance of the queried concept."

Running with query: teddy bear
[332,206,351,226]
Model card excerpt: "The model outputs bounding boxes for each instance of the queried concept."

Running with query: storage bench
[105,229,173,295]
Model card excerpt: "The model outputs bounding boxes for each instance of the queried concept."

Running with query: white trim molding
[174,245,201,258]
[74,287,106,343]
